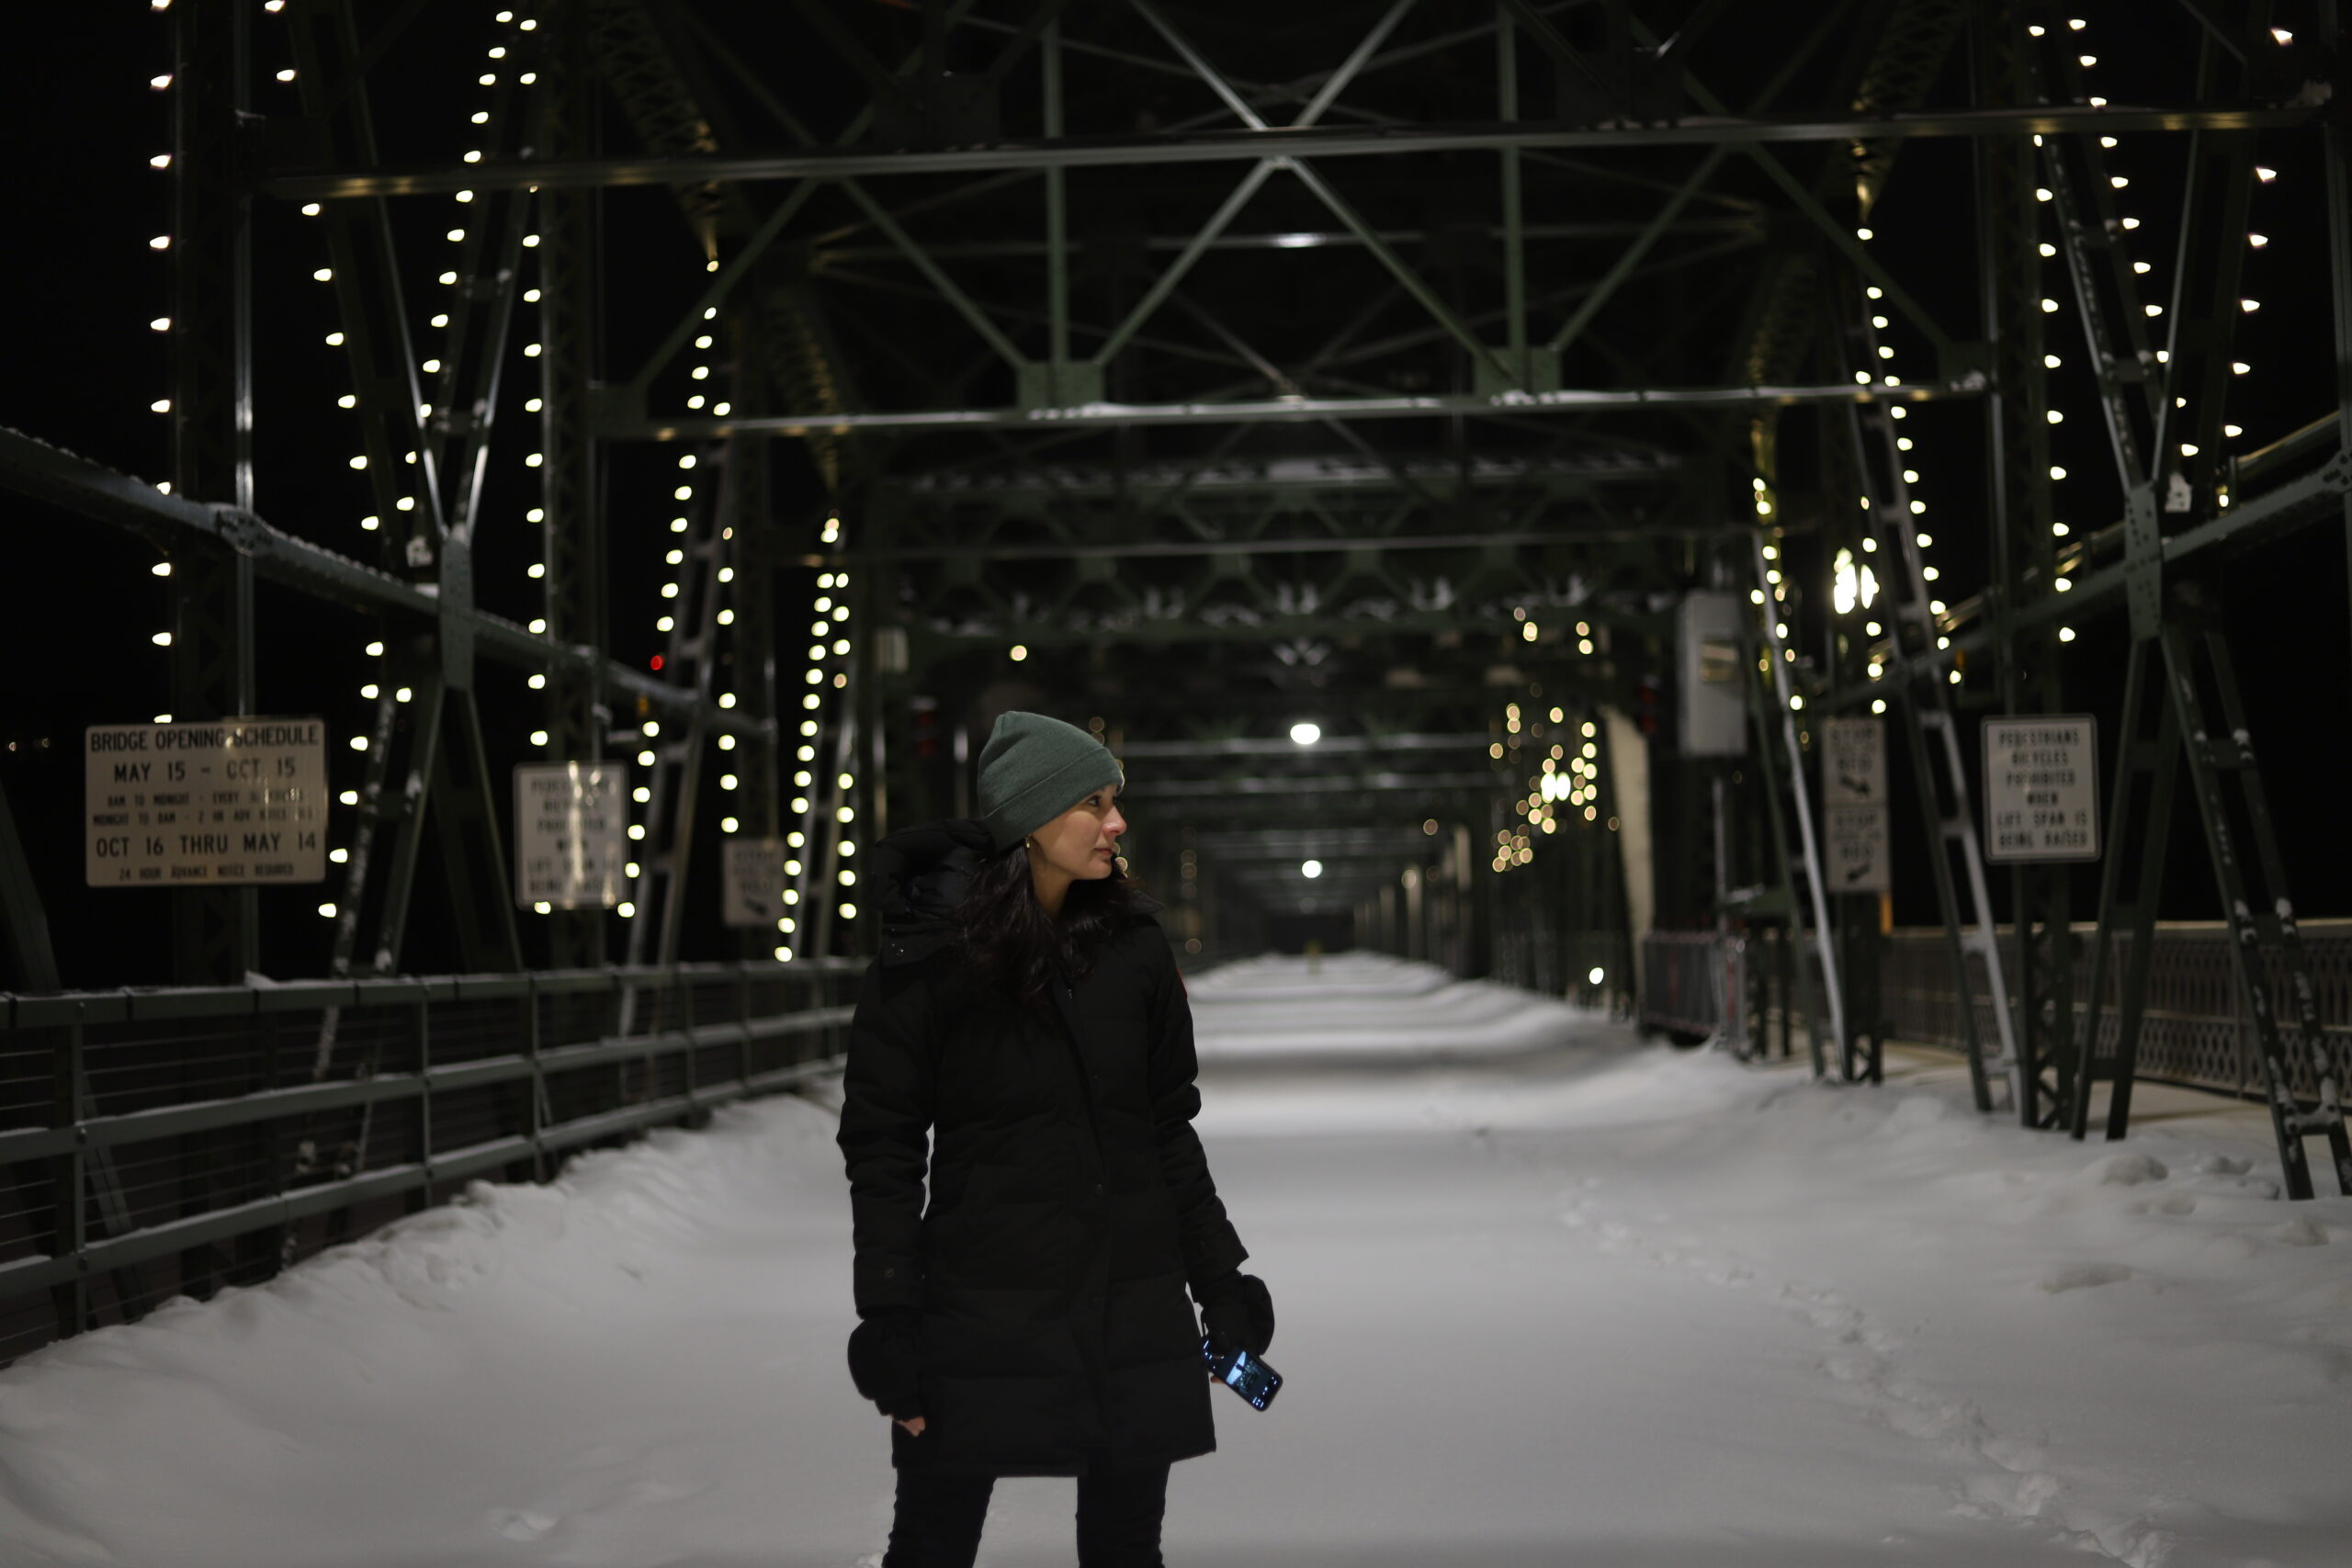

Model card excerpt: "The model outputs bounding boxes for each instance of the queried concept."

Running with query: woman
[836,710,1276,1568]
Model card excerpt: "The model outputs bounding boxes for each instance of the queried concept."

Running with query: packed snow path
[2,953,2346,1567]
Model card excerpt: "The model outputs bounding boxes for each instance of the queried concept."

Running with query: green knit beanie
[978,711,1124,853]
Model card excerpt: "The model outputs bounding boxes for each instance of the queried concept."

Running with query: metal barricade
[1638,931,1747,1047]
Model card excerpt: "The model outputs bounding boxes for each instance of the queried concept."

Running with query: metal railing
[1494,909,1629,1016]
[0,960,859,1364]
[1635,920,2352,1103]
[1883,920,2352,1105]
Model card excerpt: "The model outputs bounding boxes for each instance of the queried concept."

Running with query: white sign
[85,718,328,887]
[721,838,787,929]
[1825,804,1890,894]
[1983,716,2100,863]
[513,762,628,908]
[1820,716,1887,806]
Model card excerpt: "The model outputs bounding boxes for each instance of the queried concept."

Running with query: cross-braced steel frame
[2,0,2349,1206]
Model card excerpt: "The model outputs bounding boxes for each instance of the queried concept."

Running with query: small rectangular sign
[1825,803,1890,894]
[85,718,329,887]
[1676,591,1748,757]
[513,761,628,908]
[721,838,787,929]
[1983,716,2100,863]
[1820,716,1886,806]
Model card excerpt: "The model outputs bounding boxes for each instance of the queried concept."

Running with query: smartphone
[1203,1336,1282,1410]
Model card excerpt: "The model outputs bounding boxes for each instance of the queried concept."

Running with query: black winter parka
[836,818,1250,1476]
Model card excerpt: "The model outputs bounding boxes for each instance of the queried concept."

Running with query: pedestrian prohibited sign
[721,838,787,929]
[513,761,628,908]
[1982,716,2099,863]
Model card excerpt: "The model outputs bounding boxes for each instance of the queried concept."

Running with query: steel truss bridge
[0,0,2348,1363]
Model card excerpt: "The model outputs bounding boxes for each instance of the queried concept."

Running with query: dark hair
[951,841,1151,1020]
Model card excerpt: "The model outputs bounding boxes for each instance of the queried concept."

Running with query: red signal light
[650,654,664,671]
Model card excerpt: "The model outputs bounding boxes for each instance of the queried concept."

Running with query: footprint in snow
[2038,1262,2133,1293]
[1955,1467,2063,1521]
[2126,1192,2195,1215]
[487,1508,558,1541]
[2085,1152,2168,1187]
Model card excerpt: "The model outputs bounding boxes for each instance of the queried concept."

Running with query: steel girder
[43,0,2344,988]
[266,105,2321,202]
[165,0,260,990]
[1978,1,2069,1128]
[536,0,614,968]
[0,431,769,741]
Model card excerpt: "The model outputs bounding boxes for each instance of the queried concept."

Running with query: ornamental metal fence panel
[1883,921,2352,1103]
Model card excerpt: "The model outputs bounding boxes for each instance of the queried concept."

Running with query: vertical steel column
[1498,5,1529,382]
[539,0,608,967]
[851,548,885,959]
[1043,19,1070,385]
[734,474,780,854]
[48,1021,87,1334]
[164,0,262,1308]
[0,781,59,992]
[2326,0,2352,694]
[727,309,782,960]
[1974,2,2066,1124]
[1820,392,1885,1085]
[1847,354,2017,1109]
[1751,540,1844,1074]
[167,0,257,985]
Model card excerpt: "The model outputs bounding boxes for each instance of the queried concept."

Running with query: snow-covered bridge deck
[1,954,2344,1567]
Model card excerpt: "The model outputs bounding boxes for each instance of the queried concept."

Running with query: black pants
[881,1461,1170,1568]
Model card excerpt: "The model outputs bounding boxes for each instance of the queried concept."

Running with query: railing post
[413,989,433,1210]
[526,976,548,1181]
[738,965,753,1091]
[682,968,697,1106]
[50,1016,86,1337]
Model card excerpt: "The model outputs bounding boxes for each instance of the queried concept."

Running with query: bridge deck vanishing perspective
[0,955,2339,1568]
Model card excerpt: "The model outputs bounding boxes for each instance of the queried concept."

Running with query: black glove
[847,1310,923,1420]
[1194,1270,1274,1357]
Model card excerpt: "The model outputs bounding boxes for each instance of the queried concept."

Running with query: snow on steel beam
[606,379,1973,440]
[264,106,2319,200]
